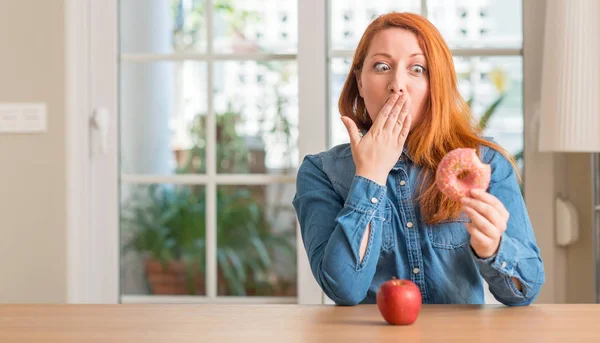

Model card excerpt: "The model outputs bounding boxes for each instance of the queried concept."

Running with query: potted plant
[122,183,206,295]
[121,109,297,296]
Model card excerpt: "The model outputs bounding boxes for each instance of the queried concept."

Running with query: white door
[81,0,325,304]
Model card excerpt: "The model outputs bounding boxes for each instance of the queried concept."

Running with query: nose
[388,72,407,94]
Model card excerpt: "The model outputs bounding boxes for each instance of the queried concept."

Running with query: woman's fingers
[463,206,501,240]
[371,93,400,131]
[470,189,510,221]
[394,96,411,135]
[460,195,506,232]
[465,222,494,245]
[383,93,406,131]
[397,110,412,145]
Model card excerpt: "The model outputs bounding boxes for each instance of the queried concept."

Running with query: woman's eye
[374,63,390,72]
[411,65,426,75]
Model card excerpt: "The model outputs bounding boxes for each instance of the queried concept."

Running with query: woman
[292,12,544,306]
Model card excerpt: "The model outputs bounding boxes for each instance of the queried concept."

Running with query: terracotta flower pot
[144,259,205,295]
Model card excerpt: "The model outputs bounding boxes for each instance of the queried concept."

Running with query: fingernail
[460,197,469,204]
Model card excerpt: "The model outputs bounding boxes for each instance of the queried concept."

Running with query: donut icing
[435,148,491,201]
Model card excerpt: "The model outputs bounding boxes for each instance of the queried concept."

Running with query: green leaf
[264,235,296,261]
[478,94,505,131]
[224,248,246,283]
[513,149,524,161]
[250,237,272,269]
[218,251,245,296]
[184,262,197,295]
[246,258,263,280]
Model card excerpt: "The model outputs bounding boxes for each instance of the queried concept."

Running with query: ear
[355,70,364,98]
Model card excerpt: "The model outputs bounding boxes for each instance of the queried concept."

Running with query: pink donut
[435,148,491,201]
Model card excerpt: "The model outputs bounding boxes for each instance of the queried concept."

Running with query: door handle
[91,107,110,155]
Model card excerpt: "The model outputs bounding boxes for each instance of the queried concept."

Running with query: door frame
[66,0,92,304]
[65,0,120,304]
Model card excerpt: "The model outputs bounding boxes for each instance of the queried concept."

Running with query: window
[118,0,299,302]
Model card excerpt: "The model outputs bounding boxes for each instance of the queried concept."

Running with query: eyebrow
[369,52,424,59]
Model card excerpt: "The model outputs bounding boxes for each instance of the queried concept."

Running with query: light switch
[0,103,47,133]
[0,105,19,132]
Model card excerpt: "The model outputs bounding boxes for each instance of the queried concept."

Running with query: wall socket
[0,103,47,133]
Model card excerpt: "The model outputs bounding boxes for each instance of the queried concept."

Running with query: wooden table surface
[1,304,599,342]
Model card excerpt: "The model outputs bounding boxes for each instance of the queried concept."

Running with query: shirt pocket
[426,214,470,249]
[379,205,394,252]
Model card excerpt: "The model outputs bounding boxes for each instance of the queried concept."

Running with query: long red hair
[338,12,520,224]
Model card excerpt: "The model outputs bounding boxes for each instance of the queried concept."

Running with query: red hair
[338,12,520,224]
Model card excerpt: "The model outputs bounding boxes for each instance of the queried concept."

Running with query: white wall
[0,0,66,303]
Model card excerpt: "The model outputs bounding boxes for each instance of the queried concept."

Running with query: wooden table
[1,304,599,342]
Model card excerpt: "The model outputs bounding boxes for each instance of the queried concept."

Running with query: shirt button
[501,261,507,268]
[400,180,406,186]
[406,222,413,228]
[413,268,420,274]
[370,197,378,204]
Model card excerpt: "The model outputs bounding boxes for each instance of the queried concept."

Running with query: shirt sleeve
[292,154,387,305]
[471,147,545,306]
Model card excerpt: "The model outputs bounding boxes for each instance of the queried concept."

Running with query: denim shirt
[292,140,545,306]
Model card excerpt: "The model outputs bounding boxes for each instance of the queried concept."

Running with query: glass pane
[120,61,207,175]
[214,61,298,174]
[216,185,297,296]
[213,0,298,54]
[455,56,524,171]
[329,58,352,147]
[120,184,206,296]
[120,0,207,54]
[330,0,421,50]
[427,0,522,49]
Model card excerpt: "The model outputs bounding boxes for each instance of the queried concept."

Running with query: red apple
[376,278,422,325]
